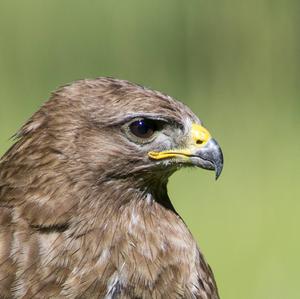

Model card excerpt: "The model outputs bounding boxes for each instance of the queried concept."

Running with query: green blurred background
[0,1,299,298]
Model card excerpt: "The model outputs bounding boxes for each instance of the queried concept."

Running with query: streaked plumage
[0,78,223,298]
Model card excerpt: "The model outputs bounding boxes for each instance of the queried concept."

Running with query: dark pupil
[130,119,156,138]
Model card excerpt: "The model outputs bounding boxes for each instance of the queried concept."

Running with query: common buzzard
[0,78,223,298]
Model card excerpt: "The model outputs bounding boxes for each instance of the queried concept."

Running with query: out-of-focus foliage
[0,1,299,298]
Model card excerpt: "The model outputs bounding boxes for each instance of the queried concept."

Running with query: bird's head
[6,77,224,225]
[19,77,223,194]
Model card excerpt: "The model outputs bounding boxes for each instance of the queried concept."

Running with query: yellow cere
[191,124,211,146]
[148,123,212,160]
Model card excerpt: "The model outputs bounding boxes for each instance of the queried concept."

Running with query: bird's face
[119,114,223,180]
[72,79,224,183]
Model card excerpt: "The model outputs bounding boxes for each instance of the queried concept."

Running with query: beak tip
[214,152,224,181]
[215,160,223,181]
[215,169,222,180]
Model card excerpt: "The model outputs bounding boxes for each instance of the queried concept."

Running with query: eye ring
[129,118,157,139]
[123,117,168,144]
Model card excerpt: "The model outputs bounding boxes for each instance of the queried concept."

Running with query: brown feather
[0,78,219,298]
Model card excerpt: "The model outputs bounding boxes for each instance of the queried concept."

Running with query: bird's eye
[129,119,157,139]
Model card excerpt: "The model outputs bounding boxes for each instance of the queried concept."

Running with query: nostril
[196,139,203,145]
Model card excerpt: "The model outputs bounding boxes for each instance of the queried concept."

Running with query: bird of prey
[0,78,223,299]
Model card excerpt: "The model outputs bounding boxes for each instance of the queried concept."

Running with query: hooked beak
[148,124,224,179]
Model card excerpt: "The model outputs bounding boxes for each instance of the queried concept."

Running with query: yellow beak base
[148,123,212,161]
